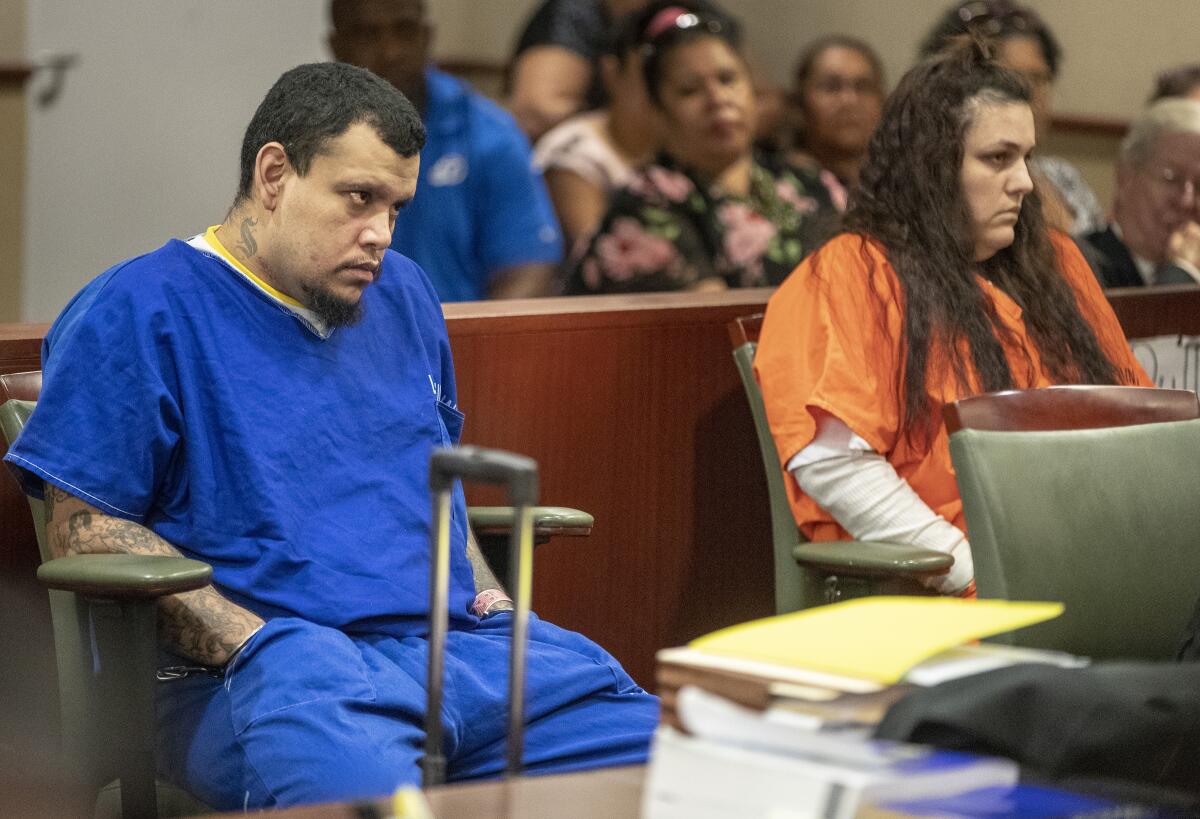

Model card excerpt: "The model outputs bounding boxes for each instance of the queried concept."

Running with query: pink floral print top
[565,153,836,294]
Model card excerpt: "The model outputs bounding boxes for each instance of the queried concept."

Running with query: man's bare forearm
[44,484,263,666]
[466,528,506,594]
[466,530,515,614]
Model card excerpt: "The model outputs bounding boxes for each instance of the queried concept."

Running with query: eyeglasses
[956,0,1044,39]
[806,76,882,97]
[1147,164,1199,197]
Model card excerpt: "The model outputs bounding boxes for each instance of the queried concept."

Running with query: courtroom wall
[22,0,327,322]
[18,0,1197,321]
[1,0,25,322]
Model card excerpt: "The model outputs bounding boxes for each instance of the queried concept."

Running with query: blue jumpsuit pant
[155,614,659,810]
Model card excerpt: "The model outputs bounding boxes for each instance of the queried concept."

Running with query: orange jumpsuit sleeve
[1052,233,1153,387]
[755,234,905,467]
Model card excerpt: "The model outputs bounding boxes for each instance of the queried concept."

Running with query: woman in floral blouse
[564,3,837,295]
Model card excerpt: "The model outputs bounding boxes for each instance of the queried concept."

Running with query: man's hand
[487,262,560,299]
[1168,220,1200,271]
[45,483,264,666]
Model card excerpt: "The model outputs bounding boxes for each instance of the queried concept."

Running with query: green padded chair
[945,384,1200,661]
[1,374,593,818]
[1,396,212,819]
[728,315,952,613]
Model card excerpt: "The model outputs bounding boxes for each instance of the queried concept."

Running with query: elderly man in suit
[1081,99,1200,288]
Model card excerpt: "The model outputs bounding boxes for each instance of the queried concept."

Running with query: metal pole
[505,503,534,778]
[421,489,453,788]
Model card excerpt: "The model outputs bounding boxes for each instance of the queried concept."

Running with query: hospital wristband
[472,589,514,618]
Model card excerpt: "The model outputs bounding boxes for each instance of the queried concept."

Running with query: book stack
[656,597,1082,732]
[644,597,1081,819]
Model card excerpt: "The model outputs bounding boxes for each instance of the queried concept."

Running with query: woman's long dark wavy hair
[843,38,1118,445]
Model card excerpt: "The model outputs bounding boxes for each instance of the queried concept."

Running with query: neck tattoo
[236,217,258,259]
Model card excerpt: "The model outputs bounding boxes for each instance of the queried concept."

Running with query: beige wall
[427,0,543,64]
[739,0,1197,118]
[0,0,25,323]
[736,0,1199,212]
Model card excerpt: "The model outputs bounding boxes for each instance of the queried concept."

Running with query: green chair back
[1,397,205,818]
[728,317,947,613]
[0,398,106,782]
[1,399,107,788]
[950,417,1200,660]
[730,332,827,612]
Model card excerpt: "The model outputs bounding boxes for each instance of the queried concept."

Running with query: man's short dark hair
[235,61,426,204]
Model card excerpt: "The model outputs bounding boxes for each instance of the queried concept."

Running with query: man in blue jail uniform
[4,62,656,810]
[329,0,564,302]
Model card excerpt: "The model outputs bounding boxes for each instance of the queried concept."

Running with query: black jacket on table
[874,594,1200,800]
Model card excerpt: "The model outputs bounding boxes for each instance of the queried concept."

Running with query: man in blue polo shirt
[4,62,656,810]
[329,0,564,302]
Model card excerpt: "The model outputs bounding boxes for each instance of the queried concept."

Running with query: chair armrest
[468,506,594,540]
[37,554,212,599]
[793,540,953,578]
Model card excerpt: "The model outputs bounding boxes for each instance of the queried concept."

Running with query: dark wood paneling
[1107,285,1200,339]
[1050,112,1130,138]
[0,61,34,87]
[445,291,776,685]
[0,323,45,373]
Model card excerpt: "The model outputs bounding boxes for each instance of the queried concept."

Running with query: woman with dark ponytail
[754,39,1150,597]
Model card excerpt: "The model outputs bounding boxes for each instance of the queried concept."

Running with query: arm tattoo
[44,484,73,525]
[44,482,263,666]
[466,528,507,595]
[236,216,258,258]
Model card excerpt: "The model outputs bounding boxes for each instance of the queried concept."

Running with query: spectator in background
[565,4,835,295]
[330,0,563,301]
[508,0,736,142]
[1081,99,1200,288]
[533,6,661,253]
[755,40,1148,599]
[1150,63,1200,104]
[786,35,885,212]
[920,0,1105,237]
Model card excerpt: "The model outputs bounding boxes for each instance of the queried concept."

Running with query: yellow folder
[689,597,1063,684]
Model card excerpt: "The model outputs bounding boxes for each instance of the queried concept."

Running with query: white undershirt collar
[186,227,332,339]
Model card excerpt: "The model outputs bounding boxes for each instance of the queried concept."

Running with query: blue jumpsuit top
[5,235,479,636]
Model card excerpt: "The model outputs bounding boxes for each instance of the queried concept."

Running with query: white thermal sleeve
[787,416,974,594]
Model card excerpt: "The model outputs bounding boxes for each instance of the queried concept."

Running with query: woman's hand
[686,277,729,293]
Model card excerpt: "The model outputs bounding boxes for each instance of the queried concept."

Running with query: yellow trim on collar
[206,225,304,308]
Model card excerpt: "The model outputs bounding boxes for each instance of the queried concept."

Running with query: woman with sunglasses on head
[564,2,836,295]
[921,0,1104,237]
[754,39,1150,598]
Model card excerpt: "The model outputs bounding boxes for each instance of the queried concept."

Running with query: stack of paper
[644,687,1019,819]
[645,598,1072,818]
[656,597,1077,730]
[690,596,1065,684]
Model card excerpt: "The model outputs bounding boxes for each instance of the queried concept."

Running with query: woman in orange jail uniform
[754,39,1150,598]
